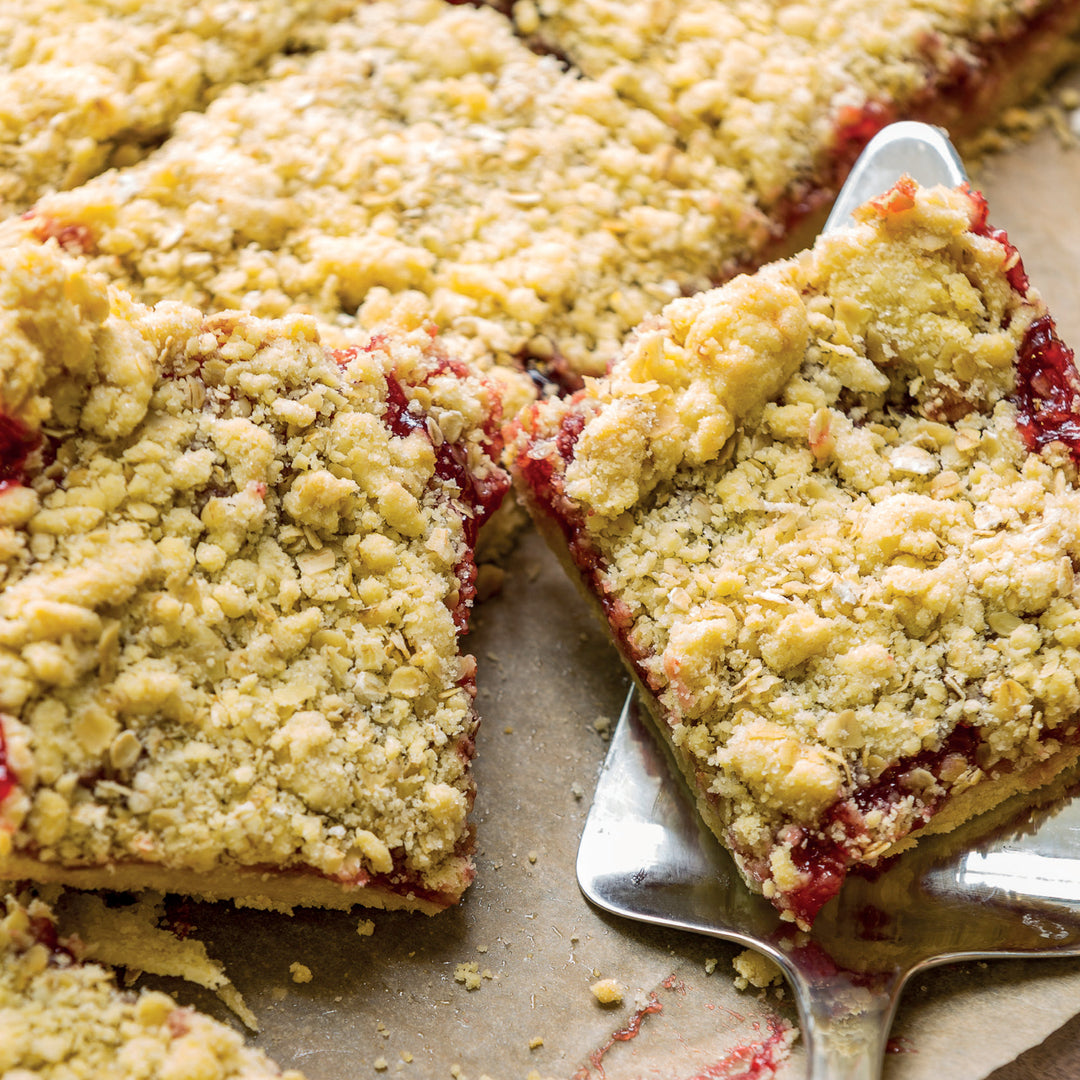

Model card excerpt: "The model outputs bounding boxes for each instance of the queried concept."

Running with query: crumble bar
[510,180,1080,927]
[0,0,356,218]
[9,2,1079,385]
[3,0,763,378]
[0,239,509,912]
[0,893,304,1079]
[515,0,1080,217]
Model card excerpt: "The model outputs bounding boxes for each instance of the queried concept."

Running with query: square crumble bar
[511,179,1080,928]
[0,240,509,913]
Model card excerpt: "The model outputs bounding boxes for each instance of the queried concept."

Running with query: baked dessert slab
[510,179,1080,928]
[0,239,509,913]
[3,0,766,379]
[514,0,1080,238]
[10,2,1078,386]
[0,893,304,1078]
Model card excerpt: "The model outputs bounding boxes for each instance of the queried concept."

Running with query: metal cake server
[576,122,1080,1080]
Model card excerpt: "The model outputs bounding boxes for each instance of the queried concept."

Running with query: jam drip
[1011,315,1080,462]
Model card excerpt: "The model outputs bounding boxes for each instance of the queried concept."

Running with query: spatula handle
[790,967,904,1080]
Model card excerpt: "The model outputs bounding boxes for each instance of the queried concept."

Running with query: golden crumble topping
[515,0,1080,204]
[1,0,763,379]
[2,1,1078,387]
[0,895,304,1079]
[511,182,1080,924]
[0,0,357,218]
[0,240,509,910]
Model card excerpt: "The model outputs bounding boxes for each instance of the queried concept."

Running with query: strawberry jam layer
[1012,316,1080,462]
[333,343,509,633]
[514,403,637,644]
[0,412,38,487]
[381,370,509,632]
[775,726,983,926]
[381,372,509,548]
[0,719,14,806]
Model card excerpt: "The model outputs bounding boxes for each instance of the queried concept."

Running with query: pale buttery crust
[510,181,1080,928]
[0,240,509,913]
[0,894,305,1079]
[1,0,1078,380]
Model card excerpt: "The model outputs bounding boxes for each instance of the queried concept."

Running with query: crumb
[289,962,313,984]
[732,949,784,991]
[570,782,584,800]
[481,969,494,980]
[454,961,483,990]
[216,983,259,1032]
[704,957,718,975]
[476,945,488,954]
[401,1052,414,1063]
[529,1036,544,1050]
[592,715,611,739]
[450,1066,464,1079]
[357,919,376,937]
[589,978,625,1005]
[503,725,514,734]
[374,1058,389,1072]
[527,850,538,863]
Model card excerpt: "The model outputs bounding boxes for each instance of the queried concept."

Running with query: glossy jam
[968,188,1031,295]
[0,412,38,485]
[1012,316,1080,461]
[0,720,13,805]
[784,726,983,925]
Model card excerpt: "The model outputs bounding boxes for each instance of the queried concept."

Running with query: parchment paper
[133,95,1080,1080]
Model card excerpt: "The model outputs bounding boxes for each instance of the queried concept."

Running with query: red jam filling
[968,188,1030,295]
[0,412,39,488]
[381,372,508,548]
[1011,315,1080,462]
[781,726,983,925]
[0,720,14,806]
[333,344,509,632]
[513,402,637,643]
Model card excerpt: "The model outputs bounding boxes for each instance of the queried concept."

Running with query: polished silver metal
[822,120,967,232]
[577,122,1080,1080]
[579,693,1080,1080]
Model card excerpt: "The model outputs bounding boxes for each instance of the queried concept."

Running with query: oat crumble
[515,0,1080,205]
[511,181,1080,925]
[0,893,304,1079]
[3,0,763,379]
[0,240,509,912]
[0,0,355,218]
